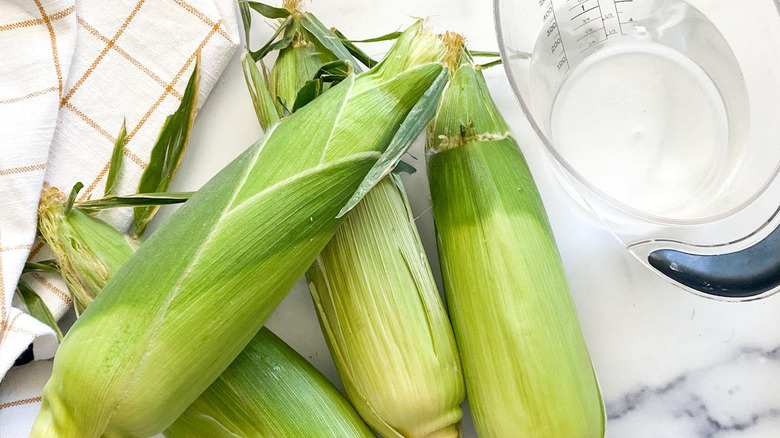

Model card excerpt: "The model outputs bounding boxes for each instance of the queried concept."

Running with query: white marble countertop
[156,1,780,436]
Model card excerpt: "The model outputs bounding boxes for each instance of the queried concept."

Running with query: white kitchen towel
[0,0,77,380]
[0,0,239,434]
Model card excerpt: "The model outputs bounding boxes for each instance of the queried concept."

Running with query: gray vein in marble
[606,346,780,437]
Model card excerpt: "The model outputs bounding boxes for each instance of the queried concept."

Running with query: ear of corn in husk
[34,62,200,313]
[244,15,464,435]
[37,187,137,314]
[252,11,464,435]
[425,38,605,438]
[36,192,374,438]
[165,327,374,438]
[34,188,190,316]
[241,0,360,128]
[307,174,464,438]
[31,22,447,438]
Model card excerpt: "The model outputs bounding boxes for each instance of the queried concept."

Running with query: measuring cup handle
[647,225,780,300]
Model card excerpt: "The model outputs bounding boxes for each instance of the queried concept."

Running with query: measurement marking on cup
[547,0,571,72]
[579,37,607,54]
[574,15,598,31]
[572,5,599,20]
[567,0,612,51]
[578,25,606,41]
[595,0,613,39]
[568,0,597,12]
[541,0,638,65]
[615,0,634,34]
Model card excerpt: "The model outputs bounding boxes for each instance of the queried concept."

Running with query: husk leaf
[165,327,374,438]
[307,175,464,438]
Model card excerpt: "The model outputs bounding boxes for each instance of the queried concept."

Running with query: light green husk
[31,23,447,438]
[425,49,605,437]
[307,175,464,438]
[37,188,137,314]
[242,53,279,131]
[39,189,373,438]
[166,327,374,438]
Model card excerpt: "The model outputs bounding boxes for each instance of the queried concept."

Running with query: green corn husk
[133,56,200,238]
[16,278,63,341]
[425,44,605,437]
[37,188,137,314]
[306,174,464,438]
[242,52,280,131]
[166,327,374,438]
[241,0,360,128]
[31,23,447,438]
[38,189,373,438]
[269,2,339,114]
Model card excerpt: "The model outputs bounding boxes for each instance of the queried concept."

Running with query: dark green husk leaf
[16,279,63,341]
[250,17,291,61]
[241,0,291,19]
[314,59,353,84]
[477,59,503,69]
[265,33,295,55]
[104,120,127,197]
[76,192,193,211]
[63,182,82,216]
[299,14,361,73]
[345,31,402,43]
[292,78,323,112]
[239,1,252,48]
[332,28,378,68]
[133,57,200,238]
[23,260,59,274]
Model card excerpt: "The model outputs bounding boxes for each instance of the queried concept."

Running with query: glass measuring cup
[495,0,780,300]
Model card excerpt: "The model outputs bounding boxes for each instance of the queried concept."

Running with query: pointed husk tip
[373,20,447,79]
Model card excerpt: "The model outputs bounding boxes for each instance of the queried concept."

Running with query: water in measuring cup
[530,0,743,220]
[551,43,729,217]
